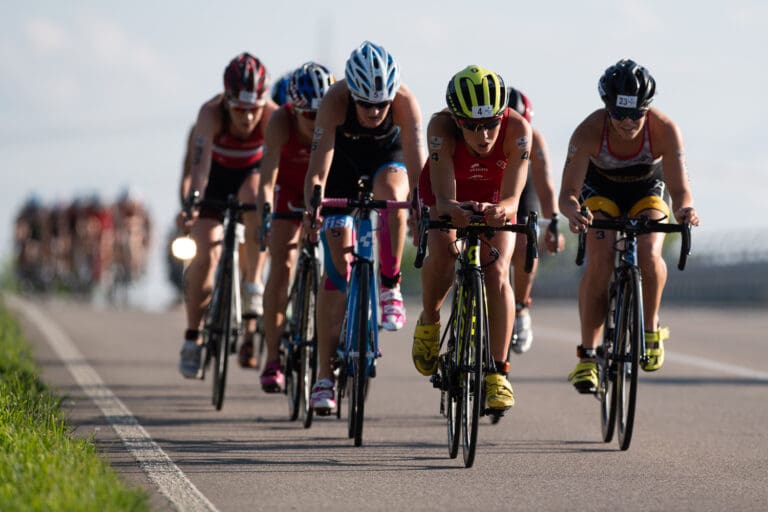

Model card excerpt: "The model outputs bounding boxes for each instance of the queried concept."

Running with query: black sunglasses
[354,99,391,110]
[608,108,647,121]
[457,116,502,132]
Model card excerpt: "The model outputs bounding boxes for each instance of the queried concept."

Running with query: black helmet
[598,59,655,114]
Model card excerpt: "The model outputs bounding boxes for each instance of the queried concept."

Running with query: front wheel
[617,268,642,450]
[461,271,483,468]
[348,262,371,447]
[211,262,233,411]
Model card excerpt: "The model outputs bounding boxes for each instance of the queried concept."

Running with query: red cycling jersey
[419,108,511,206]
[274,106,312,214]
[212,125,265,169]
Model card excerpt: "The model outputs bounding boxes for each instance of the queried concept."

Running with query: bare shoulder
[426,111,455,137]
[570,109,604,145]
[196,94,224,133]
[316,80,349,126]
[648,108,682,140]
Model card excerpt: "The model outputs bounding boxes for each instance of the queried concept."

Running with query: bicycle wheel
[598,282,618,443]
[446,289,462,459]
[348,261,371,447]
[211,258,233,411]
[461,270,483,468]
[286,278,303,421]
[300,263,318,429]
[616,268,642,450]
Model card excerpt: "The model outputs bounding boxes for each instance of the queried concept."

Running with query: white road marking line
[5,295,219,512]
[536,325,768,381]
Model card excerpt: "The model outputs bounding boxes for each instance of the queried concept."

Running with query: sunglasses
[354,99,391,110]
[607,108,647,121]
[457,116,502,132]
[226,96,266,112]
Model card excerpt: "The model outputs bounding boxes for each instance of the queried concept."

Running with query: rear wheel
[446,290,462,459]
[617,269,642,450]
[599,282,618,443]
[461,271,483,468]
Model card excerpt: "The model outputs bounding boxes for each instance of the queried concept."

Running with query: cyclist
[113,187,152,283]
[505,87,565,355]
[412,65,532,412]
[178,52,278,378]
[270,71,292,106]
[255,62,335,392]
[304,41,425,413]
[559,59,700,393]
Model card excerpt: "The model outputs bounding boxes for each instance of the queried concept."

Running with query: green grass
[0,304,148,512]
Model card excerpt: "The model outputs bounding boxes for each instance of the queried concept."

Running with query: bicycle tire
[286,276,303,421]
[461,270,483,468]
[599,281,618,443]
[301,262,318,429]
[446,289,462,459]
[350,261,371,447]
[212,256,233,411]
[616,268,642,450]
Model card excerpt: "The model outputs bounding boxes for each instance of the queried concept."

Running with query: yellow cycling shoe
[485,373,515,410]
[642,327,669,372]
[412,314,440,376]
[568,360,598,394]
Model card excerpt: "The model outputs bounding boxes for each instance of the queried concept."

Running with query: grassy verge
[0,303,148,511]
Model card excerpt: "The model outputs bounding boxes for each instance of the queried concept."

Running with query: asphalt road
[6,295,768,511]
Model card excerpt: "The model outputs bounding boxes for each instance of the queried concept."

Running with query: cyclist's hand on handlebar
[449,201,478,227]
[675,206,700,226]
[565,205,591,233]
[479,202,507,228]
[544,228,565,253]
[176,208,198,235]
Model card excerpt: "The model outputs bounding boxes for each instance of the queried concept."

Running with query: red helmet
[506,87,533,122]
[223,53,268,105]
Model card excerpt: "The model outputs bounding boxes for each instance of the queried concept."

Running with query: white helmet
[344,41,401,102]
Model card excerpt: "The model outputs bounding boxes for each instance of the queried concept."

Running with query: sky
[1,1,766,305]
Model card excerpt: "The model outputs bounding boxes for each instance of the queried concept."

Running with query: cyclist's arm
[528,128,558,219]
[303,81,346,210]
[256,108,290,222]
[428,113,465,222]
[179,124,195,206]
[559,113,600,231]
[652,111,700,226]
[392,83,426,195]
[189,96,223,197]
[494,111,533,224]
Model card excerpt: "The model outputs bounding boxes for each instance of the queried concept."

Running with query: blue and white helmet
[289,62,335,110]
[344,41,401,102]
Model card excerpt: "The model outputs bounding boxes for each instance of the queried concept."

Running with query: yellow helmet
[446,65,507,119]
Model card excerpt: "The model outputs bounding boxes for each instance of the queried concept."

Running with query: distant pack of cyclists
[12,190,152,298]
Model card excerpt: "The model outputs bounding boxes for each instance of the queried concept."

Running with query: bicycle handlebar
[195,196,258,214]
[575,206,692,270]
[320,197,412,210]
[414,206,538,273]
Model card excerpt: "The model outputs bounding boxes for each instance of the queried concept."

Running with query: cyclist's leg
[179,217,222,376]
[239,172,268,319]
[311,216,353,410]
[510,211,537,353]
[372,163,409,330]
[481,230,516,409]
[631,195,671,370]
[412,209,458,376]
[260,218,300,388]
